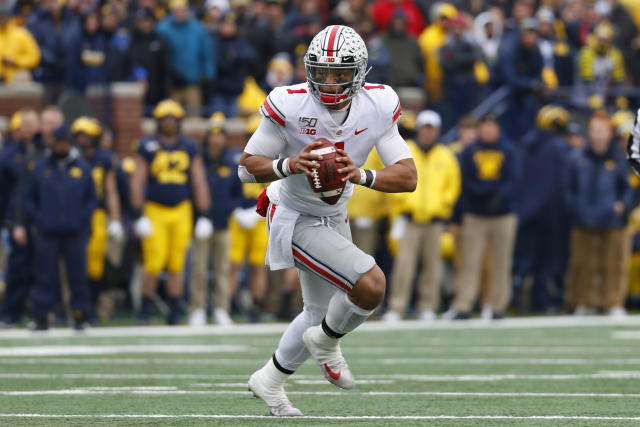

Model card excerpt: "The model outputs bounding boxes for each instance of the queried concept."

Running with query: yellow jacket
[398,141,461,223]
[578,43,625,84]
[347,148,388,220]
[0,19,40,84]
[418,24,447,103]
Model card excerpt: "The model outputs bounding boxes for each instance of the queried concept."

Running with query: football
[306,138,347,205]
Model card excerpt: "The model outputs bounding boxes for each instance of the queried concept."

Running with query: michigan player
[130,99,212,324]
[72,117,123,321]
[229,115,270,322]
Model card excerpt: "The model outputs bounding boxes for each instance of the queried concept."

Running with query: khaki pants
[171,86,202,116]
[189,230,231,312]
[453,213,517,313]
[566,226,630,309]
[388,221,444,313]
[451,224,493,306]
[350,218,381,256]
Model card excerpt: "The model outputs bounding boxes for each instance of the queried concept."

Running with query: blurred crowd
[1,0,639,121]
[2,0,640,328]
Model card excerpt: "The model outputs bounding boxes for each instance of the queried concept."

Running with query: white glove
[390,215,408,240]
[107,220,125,242]
[134,216,153,238]
[233,207,262,229]
[354,216,374,229]
[194,217,214,240]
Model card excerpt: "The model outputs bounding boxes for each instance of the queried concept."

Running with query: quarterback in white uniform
[239,25,417,416]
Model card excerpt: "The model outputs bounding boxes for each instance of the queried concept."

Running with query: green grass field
[1,317,640,426]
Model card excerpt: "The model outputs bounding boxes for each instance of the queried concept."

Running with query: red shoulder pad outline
[260,95,286,127]
[364,85,385,90]
[286,88,307,94]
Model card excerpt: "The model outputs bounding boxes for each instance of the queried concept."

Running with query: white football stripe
[310,146,336,156]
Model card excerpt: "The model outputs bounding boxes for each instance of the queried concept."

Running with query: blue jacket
[204,148,246,229]
[516,129,569,225]
[210,33,256,97]
[25,151,97,234]
[0,139,47,227]
[27,7,80,84]
[494,32,543,93]
[459,138,520,216]
[564,144,633,228]
[155,16,215,85]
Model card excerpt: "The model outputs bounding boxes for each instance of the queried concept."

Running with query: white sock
[261,357,291,387]
[324,291,374,335]
[274,305,325,372]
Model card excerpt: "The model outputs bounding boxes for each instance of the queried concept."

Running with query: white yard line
[2,371,640,381]
[1,414,640,421]
[0,345,247,356]
[1,315,640,339]
[4,388,640,398]
[612,330,640,339]
[2,357,640,365]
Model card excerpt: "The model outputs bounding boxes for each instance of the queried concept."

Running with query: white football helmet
[304,25,369,106]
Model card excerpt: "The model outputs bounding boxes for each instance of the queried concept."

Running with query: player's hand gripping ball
[306,138,347,205]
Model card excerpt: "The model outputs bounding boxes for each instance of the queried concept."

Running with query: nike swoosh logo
[355,128,368,135]
[323,364,341,380]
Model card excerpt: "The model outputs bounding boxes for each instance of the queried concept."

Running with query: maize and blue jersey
[137,136,198,207]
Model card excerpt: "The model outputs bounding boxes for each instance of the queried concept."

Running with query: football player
[240,25,417,416]
[130,99,212,324]
[72,117,123,321]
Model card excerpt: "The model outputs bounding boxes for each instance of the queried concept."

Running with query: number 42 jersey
[245,82,412,217]
[137,137,198,207]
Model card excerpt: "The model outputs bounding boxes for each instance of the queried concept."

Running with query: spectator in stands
[494,17,545,141]
[536,7,572,88]
[25,125,97,330]
[0,109,45,327]
[101,4,132,83]
[371,0,426,38]
[357,19,390,85]
[188,113,241,326]
[241,0,272,84]
[513,105,571,313]
[439,15,488,131]
[331,0,368,26]
[382,10,424,88]
[418,3,457,108]
[130,8,170,109]
[27,0,80,104]
[564,112,632,318]
[578,21,626,111]
[66,10,110,93]
[263,0,293,59]
[444,114,519,320]
[0,0,40,85]
[210,11,256,117]
[608,0,638,78]
[383,110,461,322]
[472,9,503,66]
[503,0,535,37]
[155,0,215,116]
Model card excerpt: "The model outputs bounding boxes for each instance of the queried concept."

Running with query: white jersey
[628,108,640,176]
[245,82,412,217]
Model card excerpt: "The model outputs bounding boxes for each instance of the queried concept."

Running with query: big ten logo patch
[299,116,318,135]
[473,150,505,181]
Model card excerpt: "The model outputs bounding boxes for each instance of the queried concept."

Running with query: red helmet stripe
[326,25,340,57]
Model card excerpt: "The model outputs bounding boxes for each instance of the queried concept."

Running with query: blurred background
[1,0,640,328]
